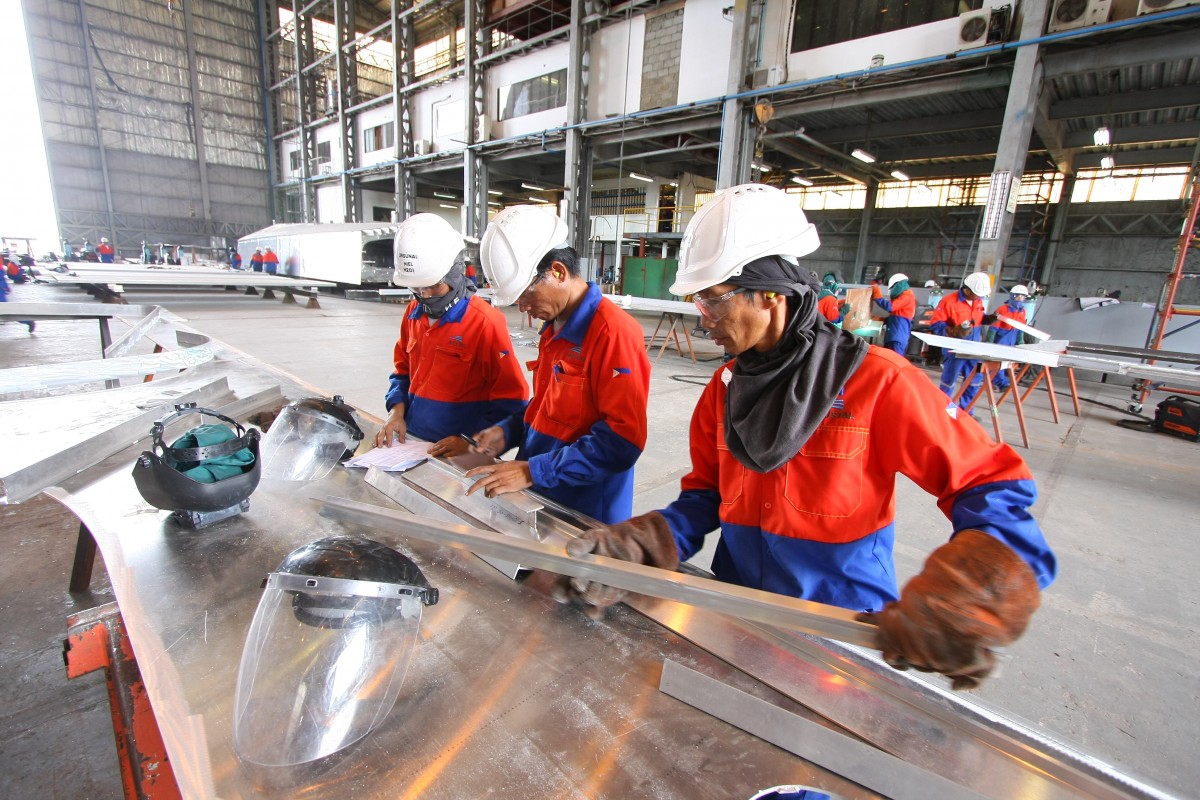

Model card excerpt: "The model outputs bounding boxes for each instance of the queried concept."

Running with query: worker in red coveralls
[263,247,280,275]
[990,284,1030,390]
[544,184,1056,692]
[249,248,264,272]
[375,213,529,451]
[816,271,849,325]
[443,205,652,525]
[930,271,996,410]
[96,237,115,263]
[872,272,917,356]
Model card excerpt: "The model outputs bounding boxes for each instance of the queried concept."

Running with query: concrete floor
[1,281,1197,799]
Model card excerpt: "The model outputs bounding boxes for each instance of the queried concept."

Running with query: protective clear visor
[233,573,424,766]
[260,404,358,481]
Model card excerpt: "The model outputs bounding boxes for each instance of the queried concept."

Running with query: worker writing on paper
[546,184,1056,690]
[930,271,996,410]
[376,214,529,449]
[871,272,916,355]
[443,205,651,524]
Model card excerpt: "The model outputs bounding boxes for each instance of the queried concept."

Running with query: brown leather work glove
[549,511,680,620]
[860,529,1040,690]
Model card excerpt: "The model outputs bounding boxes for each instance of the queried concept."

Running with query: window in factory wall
[498,70,568,121]
[792,0,983,52]
[363,122,394,152]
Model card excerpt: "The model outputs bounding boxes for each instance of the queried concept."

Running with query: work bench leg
[1043,367,1061,424]
[1008,364,1030,448]
[1066,367,1082,416]
[69,521,98,593]
[64,603,181,800]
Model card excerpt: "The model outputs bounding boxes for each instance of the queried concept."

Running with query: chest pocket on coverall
[425,345,474,399]
[785,425,868,518]
[542,358,597,440]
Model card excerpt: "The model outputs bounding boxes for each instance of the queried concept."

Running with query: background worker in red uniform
[816,271,849,325]
[871,272,917,355]
[548,184,1055,690]
[989,284,1029,390]
[96,237,115,263]
[376,214,528,448]
[249,248,264,272]
[262,246,279,275]
[930,271,995,410]
[452,205,651,524]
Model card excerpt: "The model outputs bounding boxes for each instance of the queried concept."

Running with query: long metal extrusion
[319,496,879,648]
[659,659,986,800]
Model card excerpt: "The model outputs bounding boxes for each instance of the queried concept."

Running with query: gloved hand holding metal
[549,511,680,620]
[861,529,1040,690]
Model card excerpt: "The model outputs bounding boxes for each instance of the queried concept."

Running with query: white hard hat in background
[924,279,938,288]
[670,183,819,297]
[100,237,109,243]
[479,205,569,306]
[964,272,992,297]
[1010,284,1030,296]
[887,272,909,288]
[392,213,464,288]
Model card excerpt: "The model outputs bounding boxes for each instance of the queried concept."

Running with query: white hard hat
[100,237,109,243]
[964,272,992,297]
[392,213,464,288]
[671,183,818,296]
[479,205,569,306]
[1010,284,1029,296]
[887,272,909,289]
[924,279,938,288]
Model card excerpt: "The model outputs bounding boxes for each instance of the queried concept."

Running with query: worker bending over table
[548,184,1057,690]
[377,213,529,448]
[443,205,652,525]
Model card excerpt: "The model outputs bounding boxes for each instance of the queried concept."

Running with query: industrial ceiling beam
[1042,30,1200,79]
[1049,85,1200,120]
[769,138,875,185]
[771,70,1012,122]
[1062,121,1200,149]
[813,109,1006,145]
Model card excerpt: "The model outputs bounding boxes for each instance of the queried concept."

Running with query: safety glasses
[694,287,749,321]
[517,271,547,303]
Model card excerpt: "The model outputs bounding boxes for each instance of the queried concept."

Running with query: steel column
[391,0,416,220]
[334,0,359,221]
[74,0,118,246]
[294,9,317,221]
[854,181,879,282]
[257,0,281,222]
[181,0,213,223]
[463,0,488,252]
[716,0,757,189]
[564,0,595,252]
[974,0,1052,280]
[1039,173,1076,289]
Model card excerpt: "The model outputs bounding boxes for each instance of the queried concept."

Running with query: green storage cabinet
[621,257,680,300]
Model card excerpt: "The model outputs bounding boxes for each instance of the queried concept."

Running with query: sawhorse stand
[647,312,697,364]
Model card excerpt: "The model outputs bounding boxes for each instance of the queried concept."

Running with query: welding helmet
[233,537,439,766]
[671,183,819,296]
[259,395,364,481]
[479,205,569,306]
[131,404,261,513]
[392,213,465,289]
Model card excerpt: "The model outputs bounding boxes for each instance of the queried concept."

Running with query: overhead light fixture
[628,172,654,183]
[527,196,550,204]
[439,203,458,209]
[1100,155,1115,170]
[488,200,501,207]
[753,164,771,173]
[791,176,813,186]
[487,189,503,196]
[1093,126,1111,147]
[851,148,876,163]
[521,182,546,191]
[433,191,457,200]
[890,170,909,182]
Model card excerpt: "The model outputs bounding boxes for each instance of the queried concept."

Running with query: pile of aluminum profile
[365,457,1178,800]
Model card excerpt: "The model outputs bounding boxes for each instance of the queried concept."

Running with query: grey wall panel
[24,0,269,254]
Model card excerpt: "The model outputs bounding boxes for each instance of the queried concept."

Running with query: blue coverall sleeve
[384,373,409,411]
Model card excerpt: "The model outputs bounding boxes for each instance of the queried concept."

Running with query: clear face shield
[260,401,362,481]
[233,570,436,766]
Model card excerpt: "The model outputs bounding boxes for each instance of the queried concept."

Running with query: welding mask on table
[233,537,439,767]
[131,403,261,514]
[259,395,364,481]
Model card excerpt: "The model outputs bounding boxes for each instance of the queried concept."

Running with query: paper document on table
[344,441,431,472]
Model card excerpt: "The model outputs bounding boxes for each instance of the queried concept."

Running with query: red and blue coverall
[96,242,115,263]
[817,291,844,325]
[496,283,651,524]
[872,288,916,355]
[930,288,986,409]
[657,347,1056,611]
[263,250,279,275]
[386,294,529,443]
[989,298,1028,389]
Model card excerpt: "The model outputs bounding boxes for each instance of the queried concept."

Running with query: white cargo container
[237,222,399,285]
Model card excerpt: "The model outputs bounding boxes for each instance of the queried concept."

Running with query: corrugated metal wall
[22,0,270,258]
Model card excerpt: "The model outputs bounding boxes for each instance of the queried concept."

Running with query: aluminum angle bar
[659,659,987,800]
[912,332,1062,366]
[319,497,878,648]
[993,315,1050,341]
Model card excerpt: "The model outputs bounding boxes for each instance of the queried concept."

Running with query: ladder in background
[1131,174,1200,412]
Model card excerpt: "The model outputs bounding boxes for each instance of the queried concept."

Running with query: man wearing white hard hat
[871,272,916,355]
[545,184,1055,690]
[376,213,529,450]
[989,284,1031,390]
[453,205,651,525]
[97,237,115,263]
[930,271,995,410]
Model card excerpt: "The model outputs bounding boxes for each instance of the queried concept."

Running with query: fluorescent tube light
[487,189,503,196]
[628,172,654,183]
[521,182,546,191]
[890,170,909,181]
[791,176,813,186]
[439,203,458,209]
[433,191,456,199]
[527,196,550,204]
[851,148,876,163]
